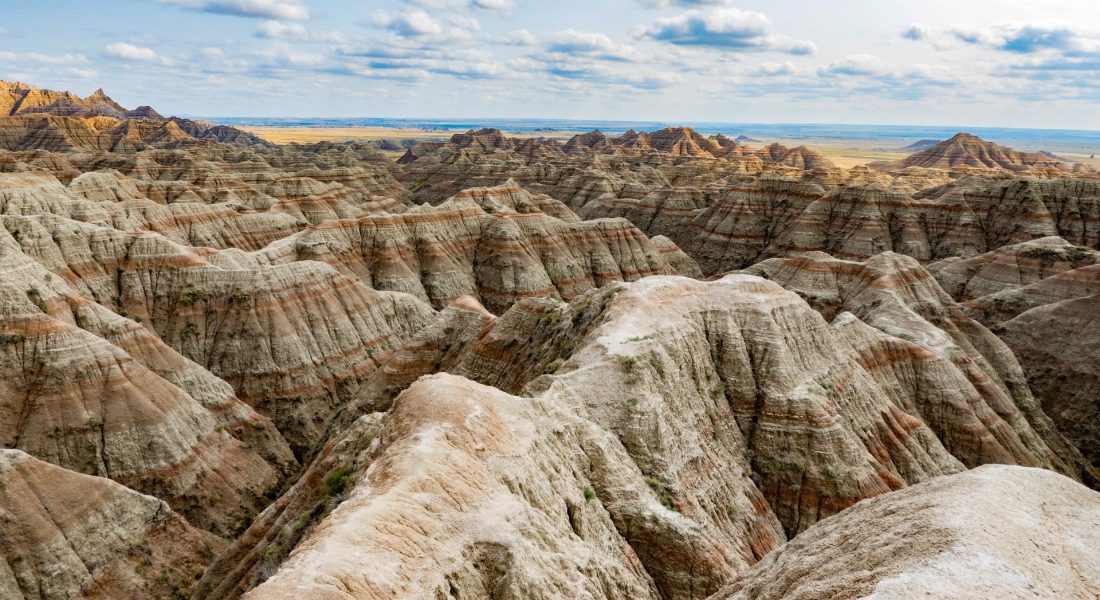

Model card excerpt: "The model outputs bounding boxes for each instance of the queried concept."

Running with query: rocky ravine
[1,82,1099,600]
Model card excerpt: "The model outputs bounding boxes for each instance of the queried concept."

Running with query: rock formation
[880,132,1066,173]
[202,264,1095,598]
[1,81,1098,599]
[713,465,1100,600]
[0,449,222,599]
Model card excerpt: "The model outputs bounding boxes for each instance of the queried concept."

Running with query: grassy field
[240,126,445,145]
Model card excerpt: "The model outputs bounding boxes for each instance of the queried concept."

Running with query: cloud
[636,0,734,6]
[755,60,796,76]
[952,23,1098,54]
[105,42,159,61]
[541,56,681,89]
[813,54,963,100]
[369,10,446,37]
[405,0,516,11]
[902,23,930,41]
[544,30,636,61]
[502,28,537,46]
[470,0,516,10]
[0,51,88,65]
[819,53,892,77]
[255,20,308,39]
[156,0,309,20]
[337,38,510,81]
[640,8,816,54]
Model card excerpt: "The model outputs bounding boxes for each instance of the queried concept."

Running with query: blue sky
[2,0,1100,128]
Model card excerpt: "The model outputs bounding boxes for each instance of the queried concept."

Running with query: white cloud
[640,8,816,54]
[546,30,628,57]
[255,20,308,39]
[370,10,445,37]
[636,0,734,7]
[405,0,515,11]
[105,42,159,61]
[471,0,516,10]
[503,28,537,46]
[820,53,892,77]
[0,51,88,65]
[156,0,309,20]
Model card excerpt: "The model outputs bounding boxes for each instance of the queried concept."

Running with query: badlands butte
[0,79,1098,599]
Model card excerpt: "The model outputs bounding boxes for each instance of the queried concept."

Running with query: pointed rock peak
[127,105,164,120]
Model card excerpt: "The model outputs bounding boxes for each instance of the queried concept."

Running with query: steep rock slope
[741,252,1092,484]
[930,236,1099,303]
[712,465,1100,600]
[257,182,681,313]
[0,213,437,455]
[206,265,1090,599]
[927,239,1100,469]
[0,230,294,535]
[999,295,1100,468]
[0,449,222,600]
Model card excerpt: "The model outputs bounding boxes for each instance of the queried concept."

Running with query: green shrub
[582,486,596,501]
[545,358,564,374]
[619,356,638,374]
[323,466,354,497]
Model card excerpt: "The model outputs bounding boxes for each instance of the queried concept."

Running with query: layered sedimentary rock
[713,465,1100,600]
[930,236,1099,303]
[0,80,267,151]
[0,228,294,535]
[878,132,1066,173]
[399,129,1099,275]
[741,251,1092,483]
[256,181,681,313]
[0,449,223,600]
[3,81,1100,600]
[0,212,437,455]
[927,238,1100,471]
[207,261,1093,599]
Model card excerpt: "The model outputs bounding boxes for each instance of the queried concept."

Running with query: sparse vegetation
[619,355,638,374]
[582,486,596,501]
[229,289,254,309]
[323,466,355,497]
[545,357,564,374]
[0,332,26,345]
[645,477,675,511]
[177,287,211,307]
[25,287,46,312]
[645,354,666,380]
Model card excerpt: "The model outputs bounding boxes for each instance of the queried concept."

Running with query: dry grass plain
[240,126,1100,168]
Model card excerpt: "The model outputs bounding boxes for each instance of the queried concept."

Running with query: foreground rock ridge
[0,82,1097,599]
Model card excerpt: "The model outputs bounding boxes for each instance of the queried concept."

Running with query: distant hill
[886,132,1065,172]
[901,139,942,152]
[0,80,270,150]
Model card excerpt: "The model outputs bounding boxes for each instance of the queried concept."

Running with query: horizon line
[188,116,1100,136]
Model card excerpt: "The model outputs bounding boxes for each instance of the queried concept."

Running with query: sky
[2,0,1100,129]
